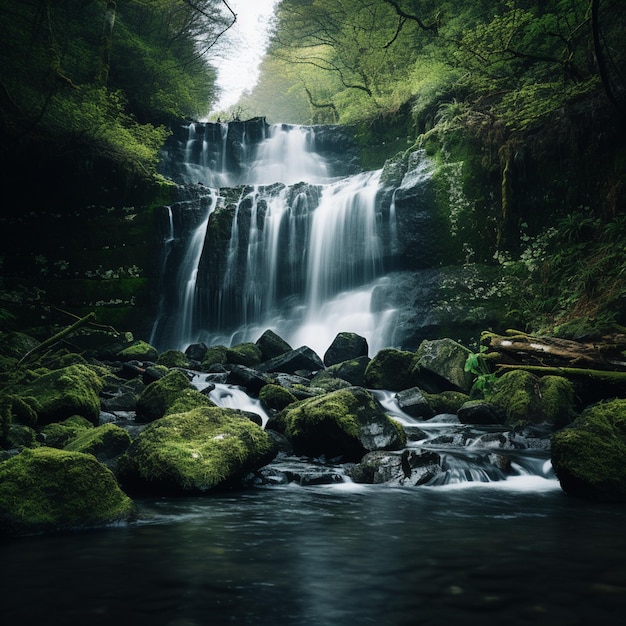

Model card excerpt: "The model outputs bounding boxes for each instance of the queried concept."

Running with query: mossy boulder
[551,399,626,501]
[116,407,278,494]
[64,423,131,462]
[259,384,298,412]
[40,415,94,448]
[156,349,190,368]
[135,369,193,422]
[364,348,417,391]
[325,356,371,387]
[226,342,263,367]
[422,390,470,415]
[14,364,104,425]
[164,388,216,415]
[116,340,159,362]
[280,386,407,462]
[202,345,229,370]
[487,370,574,427]
[412,338,474,393]
[0,447,135,535]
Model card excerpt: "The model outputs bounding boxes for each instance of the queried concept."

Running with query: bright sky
[211,0,279,113]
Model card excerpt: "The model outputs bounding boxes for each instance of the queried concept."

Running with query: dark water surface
[3,478,626,625]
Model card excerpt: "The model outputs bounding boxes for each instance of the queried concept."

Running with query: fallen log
[481,330,626,371]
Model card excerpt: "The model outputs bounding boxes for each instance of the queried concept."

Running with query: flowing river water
[4,481,626,625]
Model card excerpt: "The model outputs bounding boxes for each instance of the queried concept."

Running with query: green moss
[422,390,470,415]
[7,424,39,449]
[364,348,418,391]
[259,384,297,412]
[135,369,192,422]
[0,447,135,535]
[116,340,159,362]
[14,364,104,425]
[226,343,262,367]
[156,349,190,368]
[488,370,574,427]
[117,406,277,494]
[64,423,131,460]
[164,388,216,416]
[552,399,626,501]
[201,345,228,370]
[40,415,94,448]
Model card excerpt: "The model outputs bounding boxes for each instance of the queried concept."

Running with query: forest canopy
[236,0,623,133]
[0,0,235,175]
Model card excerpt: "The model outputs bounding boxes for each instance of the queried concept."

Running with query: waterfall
[154,121,423,356]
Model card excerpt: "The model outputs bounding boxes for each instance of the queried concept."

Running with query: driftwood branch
[17,312,97,367]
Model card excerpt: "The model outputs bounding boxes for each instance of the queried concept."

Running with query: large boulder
[255,329,292,361]
[116,340,159,363]
[0,448,135,535]
[226,342,263,367]
[64,423,132,462]
[256,345,325,375]
[13,364,104,426]
[551,399,626,501]
[412,338,474,393]
[487,370,574,427]
[116,406,278,495]
[280,386,406,462]
[364,348,417,391]
[348,449,442,486]
[135,369,193,422]
[323,332,368,366]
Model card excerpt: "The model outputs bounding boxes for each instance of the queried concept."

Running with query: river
[4,478,626,625]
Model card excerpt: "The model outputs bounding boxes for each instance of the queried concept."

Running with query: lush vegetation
[0,0,234,177]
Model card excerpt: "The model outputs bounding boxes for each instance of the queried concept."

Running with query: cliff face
[0,148,174,338]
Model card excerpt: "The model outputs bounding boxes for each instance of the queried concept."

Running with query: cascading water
[154,120,400,356]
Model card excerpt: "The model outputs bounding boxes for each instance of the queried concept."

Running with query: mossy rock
[156,349,190,368]
[0,394,39,429]
[135,369,192,422]
[487,370,574,427]
[40,415,94,448]
[116,406,278,495]
[323,332,368,367]
[325,356,370,387]
[7,424,38,449]
[281,386,407,462]
[226,342,263,367]
[201,345,228,370]
[364,348,418,391]
[0,331,40,361]
[412,338,474,393]
[422,390,470,415]
[14,364,104,425]
[259,384,298,412]
[552,399,626,501]
[64,423,131,461]
[116,340,159,363]
[0,447,135,536]
[164,388,216,416]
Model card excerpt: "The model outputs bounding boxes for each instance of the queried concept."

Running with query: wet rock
[412,338,474,393]
[135,369,193,422]
[117,406,278,495]
[255,329,292,361]
[280,386,406,462]
[458,400,505,425]
[185,342,208,362]
[396,387,435,419]
[552,398,626,501]
[323,332,368,366]
[365,348,417,391]
[0,448,135,536]
[349,449,442,486]
[226,364,273,395]
[256,345,325,375]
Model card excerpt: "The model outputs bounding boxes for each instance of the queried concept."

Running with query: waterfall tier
[153,120,447,355]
